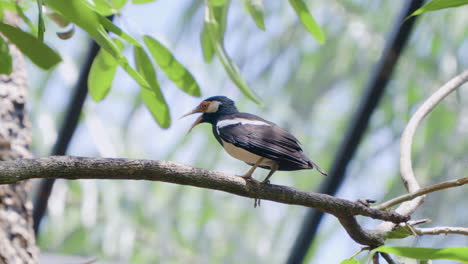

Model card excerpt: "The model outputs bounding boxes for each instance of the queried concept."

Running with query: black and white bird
[181,96,327,184]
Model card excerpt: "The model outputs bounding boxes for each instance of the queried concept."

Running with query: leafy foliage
[0,35,11,74]
[205,1,262,104]
[288,0,325,44]
[134,46,171,128]
[410,0,468,17]
[0,22,61,69]
[245,0,265,30]
[143,36,201,97]
[36,0,45,41]
[375,246,468,262]
[340,258,360,264]
[88,39,124,102]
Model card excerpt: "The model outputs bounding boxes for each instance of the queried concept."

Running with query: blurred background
[21,0,467,263]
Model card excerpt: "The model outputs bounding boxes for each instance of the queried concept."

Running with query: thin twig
[374,177,468,210]
[414,226,468,236]
[375,69,468,234]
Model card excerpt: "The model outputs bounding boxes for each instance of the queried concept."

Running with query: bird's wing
[217,121,308,167]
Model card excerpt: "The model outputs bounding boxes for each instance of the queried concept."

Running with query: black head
[180,96,239,131]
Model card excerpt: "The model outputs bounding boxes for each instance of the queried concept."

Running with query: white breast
[221,140,274,167]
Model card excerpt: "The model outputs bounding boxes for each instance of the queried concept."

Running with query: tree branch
[374,177,468,210]
[414,226,468,236]
[375,69,468,234]
[0,155,408,246]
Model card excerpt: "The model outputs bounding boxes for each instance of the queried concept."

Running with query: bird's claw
[239,175,260,185]
[261,179,271,185]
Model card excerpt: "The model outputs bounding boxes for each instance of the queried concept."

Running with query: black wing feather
[217,114,310,169]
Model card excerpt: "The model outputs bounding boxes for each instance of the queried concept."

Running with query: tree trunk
[0,12,39,264]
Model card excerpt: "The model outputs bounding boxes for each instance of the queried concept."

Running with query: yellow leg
[261,163,279,184]
[241,157,264,184]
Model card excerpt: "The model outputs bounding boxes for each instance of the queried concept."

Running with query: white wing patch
[216,118,271,134]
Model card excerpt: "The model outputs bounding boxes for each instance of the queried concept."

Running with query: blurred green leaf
[340,258,359,264]
[14,1,37,34]
[0,22,61,69]
[98,16,140,46]
[46,0,149,88]
[200,24,215,62]
[0,0,17,22]
[36,0,45,41]
[90,0,127,15]
[375,246,468,262]
[132,0,157,4]
[200,1,228,63]
[0,36,12,74]
[143,35,201,97]
[409,0,468,17]
[209,0,228,6]
[88,39,124,102]
[245,0,265,30]
[384,226,412,239]
[134,46,171,128]
[205,3,262,105]
[288,0,325,44]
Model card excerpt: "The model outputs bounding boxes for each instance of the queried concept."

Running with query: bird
[181,96,327,185]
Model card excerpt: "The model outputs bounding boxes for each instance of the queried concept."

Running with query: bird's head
[180,96,238,132]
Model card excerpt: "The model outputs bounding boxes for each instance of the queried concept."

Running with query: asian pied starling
[181,96,327,185]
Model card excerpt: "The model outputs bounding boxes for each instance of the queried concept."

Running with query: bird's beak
[180,107,203,134]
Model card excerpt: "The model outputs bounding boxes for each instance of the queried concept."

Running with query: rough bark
[0,156,410,247]
[0,12,39,264]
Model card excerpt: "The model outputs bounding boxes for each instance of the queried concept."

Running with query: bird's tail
[308,160,328,176]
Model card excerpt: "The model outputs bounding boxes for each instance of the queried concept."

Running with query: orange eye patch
[200,101,210,110]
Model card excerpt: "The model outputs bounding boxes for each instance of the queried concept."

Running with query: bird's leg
[261,163,278,184]
[240,157,264,184]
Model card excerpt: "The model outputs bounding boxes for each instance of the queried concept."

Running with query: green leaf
[133,46,171,128]
[0,22,61,69]
[132,0,157,4]
[200,1,229,63]
[36,0,45,41]
[205,3,262,105]
[88,39,124,101]
[409,0,468,17]
[143,35,201,97]
[0,36,12,74]
[200,24,215,62]
[0,0,17,22]
[288,0,325,44]
[91,0,113,15]
[90,0,127,15]
[14,1,37,34]
[245,0,265,30]
[384,226,412,239]
[340,258,360,264]
[375,246,468,262]
[209,0,228,6]
[98,16,140,47]
[46,0,149,88]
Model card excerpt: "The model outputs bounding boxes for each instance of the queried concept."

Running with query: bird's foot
[261,179,271,185]
[240,174,260,185]
[357,199,377,207]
